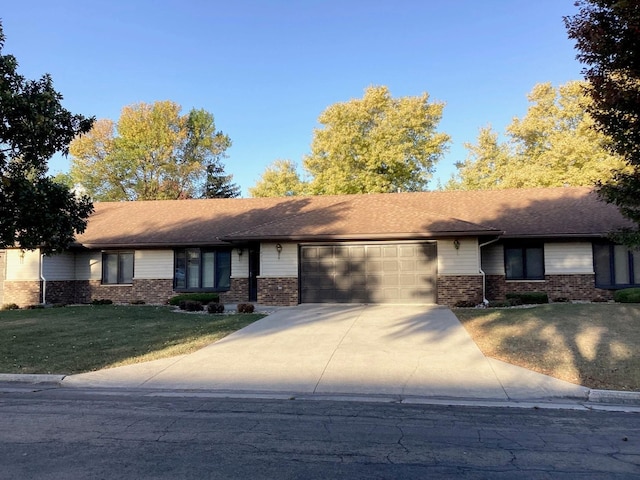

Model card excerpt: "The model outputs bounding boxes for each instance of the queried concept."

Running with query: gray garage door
[300,243,437,304]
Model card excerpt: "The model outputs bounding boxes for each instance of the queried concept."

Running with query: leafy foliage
[448,81,626,190]
[249,159,305,197]
[69,102,236,200]
[207,302,225,314]
[251,86,449,196]
[168,293,220,306]
[505,292,549,305]
[237,303,255,313]
[613,288,640,303]
[304,86,449,194]
[566,1,640,243]
[0,23,94,253]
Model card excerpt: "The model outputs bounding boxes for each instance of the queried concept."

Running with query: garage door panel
[300,243,436,304]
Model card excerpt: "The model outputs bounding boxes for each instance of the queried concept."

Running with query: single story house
[0,186,637,307]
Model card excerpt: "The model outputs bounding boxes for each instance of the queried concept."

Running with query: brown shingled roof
[74,187,630,248]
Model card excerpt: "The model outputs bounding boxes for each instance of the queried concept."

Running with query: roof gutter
[220,231,501,243]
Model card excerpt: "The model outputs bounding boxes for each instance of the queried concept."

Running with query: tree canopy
[447,81,627,190]
[69,101,237,201]
[0,23,94,254]
[304,86,450,194]
[250,86,449,197]
[248,159,305,197]
[566,0,640,242]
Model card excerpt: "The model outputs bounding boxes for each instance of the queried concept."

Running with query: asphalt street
[1,386,639,479]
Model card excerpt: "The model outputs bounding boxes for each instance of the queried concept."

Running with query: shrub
[26,304,45,309]
[614,288,640,303]
[1,303,20,310]
[506,297,523,307]
[91,299,113,305]
[182,300,204,312]
[237,303,255,313]
[488,300,511,308]
[505,292,549,305]
[169,293,219,306]
[207,302,225,314]
[454,300,477,308]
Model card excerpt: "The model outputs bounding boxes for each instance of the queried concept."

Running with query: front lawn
[454,303,640,391]
[0,305,264,375]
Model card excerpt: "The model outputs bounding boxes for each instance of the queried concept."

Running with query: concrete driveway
[63,304,588,402]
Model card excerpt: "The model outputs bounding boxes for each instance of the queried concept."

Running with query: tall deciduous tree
[566,0,640,242]
[69,101,235,201]
[0,23,94,254]
[448,81,627,190]
[249,159,305,197]
[303,86,450,194]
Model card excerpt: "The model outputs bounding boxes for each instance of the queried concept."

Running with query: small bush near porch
[0,305,263,375]
[455,303,640,391]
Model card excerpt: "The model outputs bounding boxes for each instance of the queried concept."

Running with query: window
[174,248,231,291]
[102,252,134,285]
[594,243,640,288]
[504,244,544,280]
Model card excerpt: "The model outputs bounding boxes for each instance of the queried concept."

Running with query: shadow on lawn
[455,303,640,391]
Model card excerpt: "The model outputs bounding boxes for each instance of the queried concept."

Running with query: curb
[587,389,640,405]
[2,374,640,406]
[0,374,66,385]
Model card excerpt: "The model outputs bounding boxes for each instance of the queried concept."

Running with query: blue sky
[3,0,583,195]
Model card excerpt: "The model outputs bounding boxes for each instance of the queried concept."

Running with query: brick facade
[486,274,614,302]
[437,275,484,307]
[3,281,41,307]
[37,278,248,306]
[257,277,298,306]
[219,278,250,304]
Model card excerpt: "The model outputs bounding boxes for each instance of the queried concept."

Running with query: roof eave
[221,230,503,242]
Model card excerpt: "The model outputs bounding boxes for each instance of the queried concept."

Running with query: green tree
[248,159,305,197]
[566,0,640,242]
[303,86,450,194]
[69,101,235,200]
[0,23,94,254]
[448,81,626,190]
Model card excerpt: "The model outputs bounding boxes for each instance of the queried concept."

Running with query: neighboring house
[0,186,637,307]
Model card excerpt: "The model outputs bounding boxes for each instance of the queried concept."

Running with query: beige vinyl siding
[231,247,249,279]
[544,242,594,274]
[75,251,102,281]
[261,242,298,277]
[437,238,479,275]
[5,249,41,281]
[43,253,75,280]
[134,250,173,279]
[481,243,505,275]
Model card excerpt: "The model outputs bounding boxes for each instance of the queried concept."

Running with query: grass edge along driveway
[0,305,264,375]
[455,303,640,391]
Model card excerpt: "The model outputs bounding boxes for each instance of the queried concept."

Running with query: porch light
[453,239,461,250]
[237,248,243,257]
[276,243,283,259]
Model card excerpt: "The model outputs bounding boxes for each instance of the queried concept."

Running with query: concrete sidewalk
[61,304,589,402]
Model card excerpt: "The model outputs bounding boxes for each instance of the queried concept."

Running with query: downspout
[40,252,46,305]
[478,237,500,305]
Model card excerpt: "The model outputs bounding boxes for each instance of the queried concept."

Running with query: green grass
[0,305,264,375]
[455,303,640,391]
